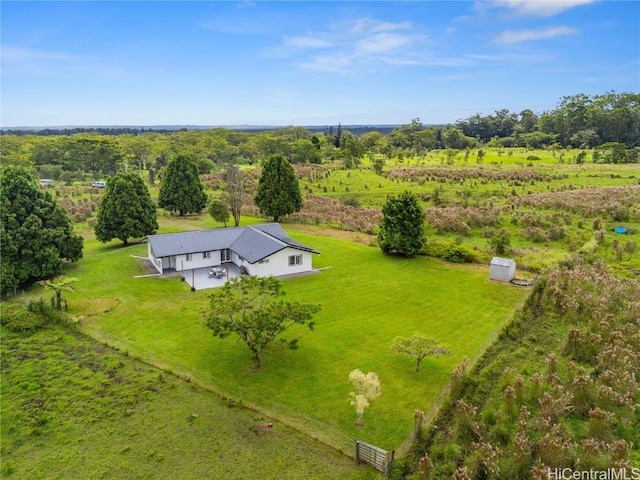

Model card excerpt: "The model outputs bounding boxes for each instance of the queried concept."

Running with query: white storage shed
[489,257,516,283]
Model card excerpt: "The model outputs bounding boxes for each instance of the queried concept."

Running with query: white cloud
[350,18,412,35]
[476,0,595,18]
[1,46,84,63]
[297,53,354,73]
[276,18,431,73]
[429,73,466,82]
[284,36,333,49]
[1,45,124,82]
[494,25,578,43]
[355,32,421,55]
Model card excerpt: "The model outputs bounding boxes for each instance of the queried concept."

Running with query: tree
[223,164,244,227]
[203,276,321,370]
[334,123,343,148]
[391,335,451,372]
[158,155,207,215]
[489,229,511,255]
[254,154,302,222]
[289,139,322,164]
[341,131,364,160]
[62,134,124,174]
[372,157,385,175]
[208,198,230,227]
[95,172,158,246]
[41,276,77,310]
[442,127,474,149]
[378,191,425,256]
[0,166,83,293]
[349,369,381,426]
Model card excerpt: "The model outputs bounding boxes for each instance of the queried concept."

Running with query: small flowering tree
[349,369,381,427]
[391,335,451,372]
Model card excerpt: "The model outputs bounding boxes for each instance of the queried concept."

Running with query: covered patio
[180,263,243,291]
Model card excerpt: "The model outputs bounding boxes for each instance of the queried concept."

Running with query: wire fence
[11,283,532,463]
[96,345,357,456]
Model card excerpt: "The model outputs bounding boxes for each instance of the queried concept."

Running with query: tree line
[1,92,637,182]
[0,152,303,293]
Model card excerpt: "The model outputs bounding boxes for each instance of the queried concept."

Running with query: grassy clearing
[51,223,526,452]
[8,153,638,477]
[0,325,366,480]
[294,160,639,275]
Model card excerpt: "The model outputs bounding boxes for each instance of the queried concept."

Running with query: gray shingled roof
[147,223,318,264]
[252,223,317,252]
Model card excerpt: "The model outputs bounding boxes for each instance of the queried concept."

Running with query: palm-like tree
[41,276,78,310]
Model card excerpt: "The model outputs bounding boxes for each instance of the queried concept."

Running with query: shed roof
[147,223,318,264]
[490,257,516,267]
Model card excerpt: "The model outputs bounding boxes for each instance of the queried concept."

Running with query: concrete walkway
[152,264,323,291]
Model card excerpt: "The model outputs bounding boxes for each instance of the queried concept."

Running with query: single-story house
[489,257,516,282]
[147,223,318,277]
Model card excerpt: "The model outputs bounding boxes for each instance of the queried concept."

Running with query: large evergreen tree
[378,190,425,256]
[95,172,158,246]
[158,155,207,215]
[254,154,302,222]
[0,166,83,293]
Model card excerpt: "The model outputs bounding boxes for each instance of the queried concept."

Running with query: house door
[221,249,231,263]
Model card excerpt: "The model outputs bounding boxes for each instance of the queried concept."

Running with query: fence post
[386,450,395,477]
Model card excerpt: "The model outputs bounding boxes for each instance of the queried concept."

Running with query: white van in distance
[92,181,107,188]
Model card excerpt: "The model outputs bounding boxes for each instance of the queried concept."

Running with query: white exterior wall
[245,248,313,277]
[174,250,222,273]
[231,251,243,266]
[148,244,163,273]
[148,243,314,278]
[490,264,515,282]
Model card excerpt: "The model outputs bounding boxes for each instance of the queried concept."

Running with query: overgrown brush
[399,259,640,479]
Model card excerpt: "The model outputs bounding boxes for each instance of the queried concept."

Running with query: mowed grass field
[59,220,526,451]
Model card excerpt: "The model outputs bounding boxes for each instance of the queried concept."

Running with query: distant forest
[1,125,400,137]
[1,91,638,181]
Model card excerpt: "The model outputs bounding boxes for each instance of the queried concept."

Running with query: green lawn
[1,326,365,480]
[60,223,526,452]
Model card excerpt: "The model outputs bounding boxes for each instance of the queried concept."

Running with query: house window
[203,251,211,259]
[221,249,231,262]
[288,254,302,266]
[186,253,193,261]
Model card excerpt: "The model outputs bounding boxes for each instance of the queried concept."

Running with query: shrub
[442,243,478,263]
[526,155,540,161]
[489,229,511,255]
[0,303,47,333]
[340,194,360,207]
[421,239,478,263]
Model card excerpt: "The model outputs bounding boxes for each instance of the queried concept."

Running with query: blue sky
[2,1,638,127]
